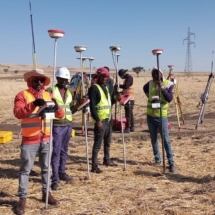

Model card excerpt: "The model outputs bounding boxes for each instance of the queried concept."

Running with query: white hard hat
[55,67,71,79]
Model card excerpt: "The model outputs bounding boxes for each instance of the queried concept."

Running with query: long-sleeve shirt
[88,84,116,122]
[14,90,64,144]
[119,74,133,89]
[143,81,174,103]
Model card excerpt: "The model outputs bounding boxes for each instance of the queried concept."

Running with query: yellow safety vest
[21,90,51,137]
[53,86,73,121]
[147,80,172,117]
[92,84,111,122]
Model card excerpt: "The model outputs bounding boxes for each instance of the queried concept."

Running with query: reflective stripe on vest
[92,84,111,122]
[53,86,73,121]
[122,76,134,100]
[147,80,172,117]
[21,90,51,137]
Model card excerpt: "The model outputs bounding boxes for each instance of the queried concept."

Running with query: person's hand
[115,93,122,102]
[157,81,163,88]
[96,121,103,131]
[52,98,59,111]
[33,99,46,106]
[82,105,90,114]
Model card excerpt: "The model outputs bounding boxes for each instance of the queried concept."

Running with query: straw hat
[23,69,51,86]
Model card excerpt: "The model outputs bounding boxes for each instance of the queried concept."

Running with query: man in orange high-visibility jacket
[13,69,64,215]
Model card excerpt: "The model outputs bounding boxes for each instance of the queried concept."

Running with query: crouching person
[13,69,64,215]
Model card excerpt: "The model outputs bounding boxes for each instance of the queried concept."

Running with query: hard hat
[55,67,71,79]
[118,69,128,77]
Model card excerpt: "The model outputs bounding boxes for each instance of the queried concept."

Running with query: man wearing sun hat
[13,69,64,215]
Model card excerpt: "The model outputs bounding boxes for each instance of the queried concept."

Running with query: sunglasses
[32,77,46,83]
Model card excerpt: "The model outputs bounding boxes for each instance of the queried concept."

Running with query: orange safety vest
[122,76,134,100]
[21,90,51,137]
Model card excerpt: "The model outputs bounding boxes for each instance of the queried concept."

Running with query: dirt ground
[0,64,215,215]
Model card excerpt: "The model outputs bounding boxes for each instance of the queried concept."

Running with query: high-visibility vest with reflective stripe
[92,84,111,122]
[122,76,134,100]
[52,86,72,121]
[21,90,51,137]
[147,80,172,117]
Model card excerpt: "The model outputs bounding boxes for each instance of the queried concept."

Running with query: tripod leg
[174,94,181,130]
[175,85,185,124]
[200,103,206,124]
[195,103,205,130]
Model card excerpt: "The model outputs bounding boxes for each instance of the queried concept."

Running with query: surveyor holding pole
[143,68,176,172]
[88,67,121,173]
[13,69,64,215]
[46,67,78,190]
[117,69,135,133]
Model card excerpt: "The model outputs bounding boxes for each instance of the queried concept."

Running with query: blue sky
[1,0,215,72]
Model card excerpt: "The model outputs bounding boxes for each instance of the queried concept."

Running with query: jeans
[124,100,134,128]
[18,142,50,198]
[92,120,111,168]
[147,115,174,165]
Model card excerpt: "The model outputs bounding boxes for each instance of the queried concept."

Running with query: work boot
[91,166,103,174]
[51,182,59,191]
[124,128,130,133]
[15,198,26,215]
[42,192,59,205]
[130,127,135,132]
[103,159,118,167]
[153,161,161,166]
[59,173,72,182]
[169,165,176,173]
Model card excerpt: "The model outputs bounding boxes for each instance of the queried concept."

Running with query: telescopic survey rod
[110,45,126,170]
[76,56,89,135]
[167,65,174,80]
[74,45,90,179]
[46,29,65,209]
[88,57,95,84]
[29,1,37,69]
[110,46,120,125]
[152,49,166,173]
[195,55,214,130]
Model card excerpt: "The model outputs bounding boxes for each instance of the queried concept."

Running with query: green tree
[3,69,8,73]
[132,66,144,77]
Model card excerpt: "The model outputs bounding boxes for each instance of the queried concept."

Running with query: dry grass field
[1,64,215,215]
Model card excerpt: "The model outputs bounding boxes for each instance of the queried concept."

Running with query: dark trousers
[124,100,134,128]
[51,124,73,183]
[92,120,111,168]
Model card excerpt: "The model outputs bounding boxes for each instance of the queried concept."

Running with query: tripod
[195,60,214,130]
[167,65,185,130]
